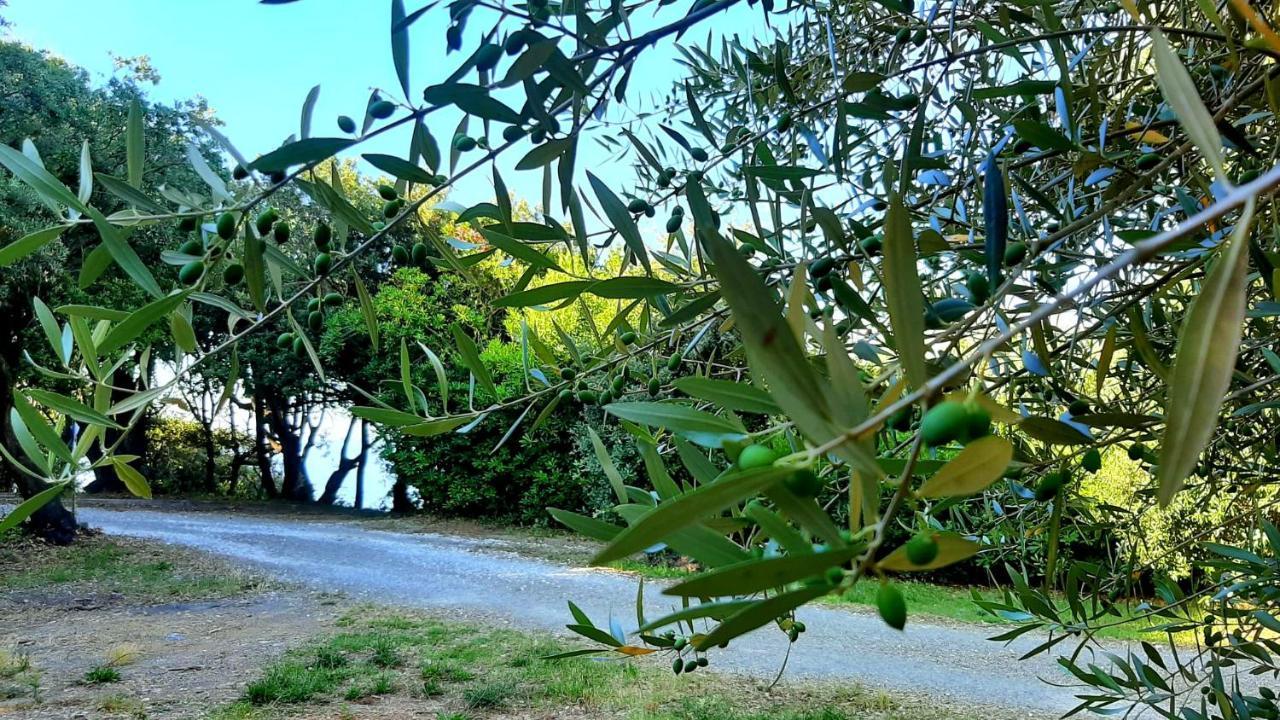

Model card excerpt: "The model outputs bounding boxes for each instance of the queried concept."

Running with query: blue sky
[4,0,767,219]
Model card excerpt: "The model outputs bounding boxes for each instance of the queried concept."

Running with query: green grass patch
[0,533,260,602]
[82,665,121,684]
[212,609,1007,720]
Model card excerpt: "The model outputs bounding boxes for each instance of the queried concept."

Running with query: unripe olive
[647,378,660,396]
[273,221,291,244]
[337,115,357,134]
[877,583,907,630]
[683,659,698,674]
[577,390,597,405]
[1128,443,1146,461]
[665,216,682,234]
[859,235,882,256]
[222,262,244,286]
[324,292,343,307]
[254,209,277,236]
[1081,448,1102,473]
[411,242,428,266]
[667,354,681,371]
[178,260,204,286]
[1034,470,1068,502]
[307,297,322,314]
[965,271,989,304]
[782,468,823,498]
[737,444,778,469]
[559,367,576,381]
[216,212,237,240]
[689,147,709,162]
[453,135,477,152]
[369,100,396,119]
[292,336,307,358]
[965,401,991,440]
[810,257,836,278]
[619,331,637,345]
[308,310,324,333]
[1136,152,1160,171]
[672,657,683,675]
[627,198,648,214]
[920,401,970,446]
[1068,399,1090,416]
[276,332,294,350]
[179,239,204,256]
[314,224,332,250]
[392,245,411,265]
[1003,241,1027,265]
[378,184,398,201]
[904,533,939,566]
[313,252,333,275]
[475,42,503,72]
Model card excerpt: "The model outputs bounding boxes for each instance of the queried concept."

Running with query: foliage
[3,1,1280,717]
[144,416,255,496]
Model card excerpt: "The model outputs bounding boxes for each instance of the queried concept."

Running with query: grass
[212,609,1009,720]
[0,648,39,702]
[0,532,261,602]
[611,558,1177,643]
[83,665,122,684]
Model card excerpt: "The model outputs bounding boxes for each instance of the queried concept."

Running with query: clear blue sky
[4,0,767,222]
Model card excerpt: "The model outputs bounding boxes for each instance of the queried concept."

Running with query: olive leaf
[1158,199,1255,505]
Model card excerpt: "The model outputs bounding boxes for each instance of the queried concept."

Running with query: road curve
[78,507,1093,714]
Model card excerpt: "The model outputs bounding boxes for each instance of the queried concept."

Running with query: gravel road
[78,507,1096,714]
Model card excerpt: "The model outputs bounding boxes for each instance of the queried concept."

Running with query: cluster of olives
[919,399,991,447]
[556,362,662,406]
[666,633,710,675]
[336,94,396,135]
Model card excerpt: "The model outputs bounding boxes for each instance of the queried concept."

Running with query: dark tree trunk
[391,477,414,514]
[354,421,369,510]
[265,391,311,502]
[318,417,360,505]
[201,422,217,493]
[251,393,278,498]
[0,359,77,544]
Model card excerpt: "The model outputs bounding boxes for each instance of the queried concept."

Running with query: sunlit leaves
[1158,200,1255,505]
[878,532,980,572]
[1150,30,1224,180]
[590,465,795,565]
[916,436,1013,498]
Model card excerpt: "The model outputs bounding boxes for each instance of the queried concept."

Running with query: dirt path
[70,507,1105,714]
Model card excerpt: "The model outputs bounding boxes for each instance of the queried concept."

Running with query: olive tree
[3,0,1280,715]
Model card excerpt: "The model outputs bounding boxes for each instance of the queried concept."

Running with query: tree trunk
[391,477,414,514]
[317,417,359,505]
[0,364,77,544]
[202,421,217,493]
[265,391,311,502]
[354,421,369,510]
[251,393,278,498]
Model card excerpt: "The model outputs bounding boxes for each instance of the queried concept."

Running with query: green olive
[737,444,778,469]
[876,583,907,630]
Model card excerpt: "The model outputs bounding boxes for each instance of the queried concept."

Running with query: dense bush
[145,417,256,497]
